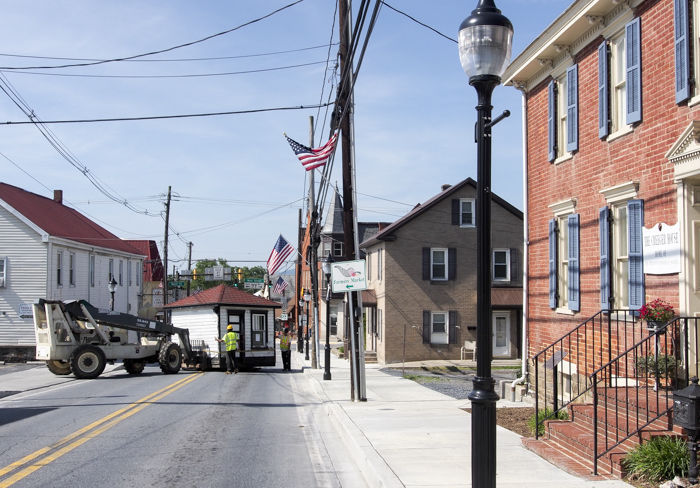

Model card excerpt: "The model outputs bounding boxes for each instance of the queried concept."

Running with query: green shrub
[623,436,688,482]
[528,407,568,436]
[635,354,678,377]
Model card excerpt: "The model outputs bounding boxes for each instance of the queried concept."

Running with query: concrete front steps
[522,386,683,480]
[364,351,377,364]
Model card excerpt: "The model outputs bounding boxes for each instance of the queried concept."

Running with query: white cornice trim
[548,198,577,217]
[600,181,639,203]
[668,120,700,182]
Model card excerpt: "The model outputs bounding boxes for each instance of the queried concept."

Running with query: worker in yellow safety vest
[216,325,239,374]
[280,327,292,371]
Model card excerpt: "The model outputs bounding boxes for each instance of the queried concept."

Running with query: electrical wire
[0,42,338,64]
[380,1,457,43]
[2,60,329,79]
[0,0,307,70]
[0,101,335,125]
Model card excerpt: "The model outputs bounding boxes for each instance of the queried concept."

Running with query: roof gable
[0,182,141,255]
[165,284,281,309]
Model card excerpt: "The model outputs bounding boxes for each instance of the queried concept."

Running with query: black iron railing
[533,310,645,439]
[590,317,697,475]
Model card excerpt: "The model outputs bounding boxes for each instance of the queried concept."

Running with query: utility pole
[186,242,193,297]
[308,116,319,369]
[162,186,171,322]
[337,0,365,401]
[296,208,304,353]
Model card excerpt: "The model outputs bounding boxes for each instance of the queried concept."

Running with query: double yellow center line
[0,372,203,488]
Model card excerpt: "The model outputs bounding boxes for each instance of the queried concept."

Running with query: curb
[303,370,404,488]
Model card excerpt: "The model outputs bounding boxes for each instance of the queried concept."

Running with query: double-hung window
[430,312,448,345]
[56,251,63,287]
[599,18,642,139]
[422,310,458,345]
[422,247,455,281]
[333,241,343,257]
[548,64,578,162]
[69,253,75,286]
[0,257,6,287]
[600,185,644,310]
[548,200,580,312]
[89,255,95,287]
[452,198,475,227]
[119,260,123,286]
[431,249,447,281]
[493,249,510,282]
[109,259,114,281]
[377,249,383,281]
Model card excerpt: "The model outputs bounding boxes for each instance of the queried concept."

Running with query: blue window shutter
[627,199,645,310]
[549,219,558,309]
[566,64,579,152]
[448,311,458,344]
[598,41,609,139]
[548,80,556,162]
[626,18,642,125]
[568,214,580,312]
[448,248,456,280]
[452,199,460,225]
[600,207,611,310]
[674,0,690,103]
[422,248,430,280]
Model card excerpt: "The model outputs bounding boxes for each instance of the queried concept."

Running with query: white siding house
[0,184,145,358]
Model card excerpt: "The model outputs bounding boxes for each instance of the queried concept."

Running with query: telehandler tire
[159,342,182,374]
[70,345,106,379]
[123,359,145,375]
[46,360,71,375]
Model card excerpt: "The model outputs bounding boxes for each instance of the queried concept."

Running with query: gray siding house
[361,178,523,364]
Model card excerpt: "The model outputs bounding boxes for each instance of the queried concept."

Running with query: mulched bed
[462,407,534,438]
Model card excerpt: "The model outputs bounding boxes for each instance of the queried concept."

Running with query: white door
[492,312,510,358]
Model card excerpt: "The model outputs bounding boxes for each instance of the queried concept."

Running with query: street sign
[244,278,264,290]
[331,259,367,292]
[280,312,288,321]
[204,266,232,282]
[168,281,185,289]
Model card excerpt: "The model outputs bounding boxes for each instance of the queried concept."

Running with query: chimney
[441,184,451,191]
[53,190,63,204]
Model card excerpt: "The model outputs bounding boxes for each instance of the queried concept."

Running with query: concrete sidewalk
[292,350,633,488]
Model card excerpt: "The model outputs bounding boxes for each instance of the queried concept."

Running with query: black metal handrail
[533,309,644,439]
[589,317,695,475]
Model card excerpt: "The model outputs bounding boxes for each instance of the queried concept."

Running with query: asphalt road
[0,363,363,488]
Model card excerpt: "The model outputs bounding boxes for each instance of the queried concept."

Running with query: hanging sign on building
[331,259,367,292]
[642,222,680,274]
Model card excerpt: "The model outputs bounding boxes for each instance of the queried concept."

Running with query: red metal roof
[0,182,142,255]
[164,284,281,309]
[126,240,163,281]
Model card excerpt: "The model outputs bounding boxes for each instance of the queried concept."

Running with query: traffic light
[192,268,198,280]
[237,268,244,281]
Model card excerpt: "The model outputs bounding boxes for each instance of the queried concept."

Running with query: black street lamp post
[322,252,334,380]
[298,299,304,354]
[458,1,513,487]
[108,277,118,311]
[303,291,311,361]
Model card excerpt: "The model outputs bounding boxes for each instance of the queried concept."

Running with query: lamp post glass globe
[458,0,513,80]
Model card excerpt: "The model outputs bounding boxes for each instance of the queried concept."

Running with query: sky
[0,0,572,275]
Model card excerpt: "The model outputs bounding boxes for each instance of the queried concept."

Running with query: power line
[0,42,338,64]
[0,0,307,70]
[0,101,335,125]
[2,60,330,79]
[380,1,456,43]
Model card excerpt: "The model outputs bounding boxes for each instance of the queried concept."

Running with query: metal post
[305,300,310,361]
[689,433,698,485]
[324,275,332,380]
[467,74,500,488]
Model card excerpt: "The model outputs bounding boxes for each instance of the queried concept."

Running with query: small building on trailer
[164,284,281,369]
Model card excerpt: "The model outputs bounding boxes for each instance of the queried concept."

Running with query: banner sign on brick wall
[642,222,680,274]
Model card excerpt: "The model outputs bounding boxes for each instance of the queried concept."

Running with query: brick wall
[526,0,686,363]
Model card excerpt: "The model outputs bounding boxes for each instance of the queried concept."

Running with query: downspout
[512,83,528,393]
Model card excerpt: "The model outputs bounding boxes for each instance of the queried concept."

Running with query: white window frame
[431,311,449,345]
[612,202,630,309]
[609,31,633,138]
[109,259,114,281]
[89,255,95,287]
[56,251,63,287]
[367,252,372,282]
[128,261,132,286]
[430,248,448,281]
[556,72,570,160]
[136,260,141,286]
[378,249,383,281]
[119,260,123,286]
[459,198,475,227]
[549,199,577,313]
[378,308,383,342]
[333,241,343,257]
[0,257,6,287]
[69,252,75,286]
[492,249,510,282]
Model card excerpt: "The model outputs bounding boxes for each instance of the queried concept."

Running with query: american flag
[267,234,295,276]
[284,130,339,171]
[272,277,288,295]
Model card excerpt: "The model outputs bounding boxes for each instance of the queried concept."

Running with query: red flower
[639,298,675,323]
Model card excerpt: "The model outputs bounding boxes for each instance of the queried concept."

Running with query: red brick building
[502,0,700,475]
